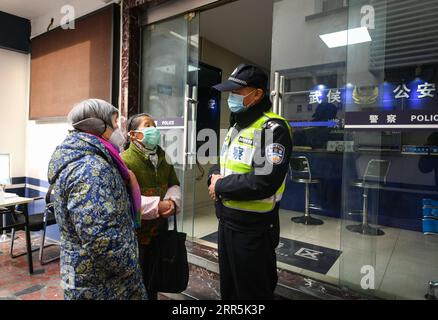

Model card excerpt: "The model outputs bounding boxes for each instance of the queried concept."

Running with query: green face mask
[136,127,161,149]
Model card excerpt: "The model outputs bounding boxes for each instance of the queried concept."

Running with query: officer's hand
[209,174,223,201]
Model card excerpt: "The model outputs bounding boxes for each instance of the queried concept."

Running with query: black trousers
[217,221,280,300]
[138,243,158,300]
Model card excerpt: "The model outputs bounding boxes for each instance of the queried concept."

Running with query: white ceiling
[200,0,274,70]
[0,0,67,19]
[0,0,110,19]
[0,0,274,69]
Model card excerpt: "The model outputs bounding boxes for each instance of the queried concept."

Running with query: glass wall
[340,0,438,299]
[272,0,438,299]
[271,0,348,285]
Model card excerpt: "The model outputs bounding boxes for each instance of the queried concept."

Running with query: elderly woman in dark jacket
[48,99,147,300]
[121,113,181,300]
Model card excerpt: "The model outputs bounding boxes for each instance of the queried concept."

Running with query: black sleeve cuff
[208,165,221,186]
[215,178,223,199]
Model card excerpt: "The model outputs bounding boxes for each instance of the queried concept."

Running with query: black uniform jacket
[208,95,293,232]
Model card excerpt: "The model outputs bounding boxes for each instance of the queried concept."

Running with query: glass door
[140,12,200,236]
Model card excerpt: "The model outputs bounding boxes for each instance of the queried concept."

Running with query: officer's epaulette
[263,119,281,131]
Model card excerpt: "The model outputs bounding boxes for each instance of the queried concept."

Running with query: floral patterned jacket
[48,131,147,300]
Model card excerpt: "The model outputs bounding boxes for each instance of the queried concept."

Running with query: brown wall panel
[30,7,114,119]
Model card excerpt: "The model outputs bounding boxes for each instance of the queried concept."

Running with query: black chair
[10,185,59,265]
[347,159,390,236]
[0,207,16,241]
[289,156,324,225]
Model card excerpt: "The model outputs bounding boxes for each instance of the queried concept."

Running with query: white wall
[271,0,347,77]
[345,2,382,89]
[25,121,70,182]
[0,48,70,183]
[201,38,258,130]
[271,0,378,89]
[0,48,29,178]
[192,38,256,208]
[270,0,381,118]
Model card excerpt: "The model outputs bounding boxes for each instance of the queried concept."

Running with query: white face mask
[109,128,126,150]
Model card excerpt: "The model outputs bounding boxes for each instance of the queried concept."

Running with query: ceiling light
[319,27,371,48]
[169,31,198,47]
[169,31,186,41]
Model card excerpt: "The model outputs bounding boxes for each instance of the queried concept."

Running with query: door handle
[183,85,199,171]
[279,75,285,117]
[183,84,190,170]
[188,86,198,170]
[271,72,280,114]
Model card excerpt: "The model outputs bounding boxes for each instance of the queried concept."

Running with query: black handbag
[148,213,189,293]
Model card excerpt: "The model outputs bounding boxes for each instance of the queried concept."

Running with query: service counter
[280,148,438,231]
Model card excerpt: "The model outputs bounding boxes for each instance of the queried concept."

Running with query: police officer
[208,64,293,300]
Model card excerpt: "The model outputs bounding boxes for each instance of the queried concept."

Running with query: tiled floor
[0,231,63,300]
[190,205,438,300]
[3,208,437,300]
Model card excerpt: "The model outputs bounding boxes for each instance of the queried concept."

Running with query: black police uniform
[208,64,293,300]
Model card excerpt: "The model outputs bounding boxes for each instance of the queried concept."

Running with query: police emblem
[266,143,286,164]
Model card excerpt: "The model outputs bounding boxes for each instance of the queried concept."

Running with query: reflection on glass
[272,0,438,299]
[340,0,438,299]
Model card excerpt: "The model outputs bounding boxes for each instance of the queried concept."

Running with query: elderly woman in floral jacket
[48,99,147,300]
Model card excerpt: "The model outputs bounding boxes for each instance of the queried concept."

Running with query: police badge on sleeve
[266,143,286,165]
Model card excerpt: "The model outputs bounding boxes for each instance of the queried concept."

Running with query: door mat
[201,232,342,275]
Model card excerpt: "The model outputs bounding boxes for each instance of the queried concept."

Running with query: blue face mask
[227,90,256,113]
[137,127,161,150]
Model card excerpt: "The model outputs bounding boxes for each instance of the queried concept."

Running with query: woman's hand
[159,200,176,218]
[158,200,170,215]
[158,200,171,214]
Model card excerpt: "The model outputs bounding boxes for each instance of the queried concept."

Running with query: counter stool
[289,156,324,225]
[426,281,438,300]
[347,159,390,236]
[422,199,438,300]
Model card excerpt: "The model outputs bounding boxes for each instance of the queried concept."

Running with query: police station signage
[345,111,438,129]
[308,80,436,106]
[155,117,184,129]
[307,80,438,130]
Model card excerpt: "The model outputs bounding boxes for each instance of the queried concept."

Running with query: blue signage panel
[308,81,437,110]
[345,111,438,130]
[307,80,437,130]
